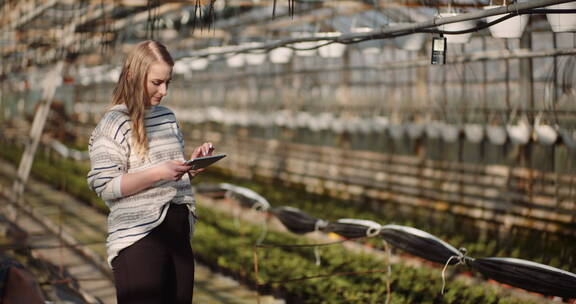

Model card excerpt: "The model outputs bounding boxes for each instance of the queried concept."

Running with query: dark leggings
[112,204,194,304]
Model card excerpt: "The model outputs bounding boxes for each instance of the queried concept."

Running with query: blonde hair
[112,40,174,159]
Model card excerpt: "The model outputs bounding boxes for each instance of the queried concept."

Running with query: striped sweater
[87,104,195,267]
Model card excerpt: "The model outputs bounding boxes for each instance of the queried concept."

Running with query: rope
[256,208,269,245]
[440,248,469,295]
[314,246,321,266]
[382,240,392,304]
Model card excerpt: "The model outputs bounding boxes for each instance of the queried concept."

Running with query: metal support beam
[9,61,64,221]
[180,0,575,58]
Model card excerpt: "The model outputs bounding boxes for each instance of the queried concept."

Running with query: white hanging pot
[438,13,476,44]
[388,124,404,139]
[464,124,484,143]
[226,54,245,68]
[352,27,385,53]
[294,41,318,57]
[371,117,389,133]
[357,120,373,134]
[440,123,460,142]
[270,47,293,64]
[245,53,267,65]
[173,60,190,75]
[534,124,558,146]
[486,125,507,145]
[392,23,427,51]
[406,122,425,139]
[560,128,576,150]
[344,119,359,134]
[242,42,267,65]
[107,67,121,82]
[425,121,442,139]
[295,112,313,128]
[290,33,318,57]
[318,42,346,58]
[546,2,576,32]
[506,121,531,145]
[331,119,345,134]
[189,58,209,71]
[317,32,346,58]
[484,5,529,38]
[316,113,334,132]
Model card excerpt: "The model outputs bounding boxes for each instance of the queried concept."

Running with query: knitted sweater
[87,104,195,267]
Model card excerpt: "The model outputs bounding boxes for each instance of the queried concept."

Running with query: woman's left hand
[191,142,214,158]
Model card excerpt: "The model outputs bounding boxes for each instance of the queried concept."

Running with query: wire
[184,8,576,59]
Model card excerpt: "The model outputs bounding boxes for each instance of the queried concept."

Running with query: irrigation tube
[197,183,576,299]
[178,0,576,59]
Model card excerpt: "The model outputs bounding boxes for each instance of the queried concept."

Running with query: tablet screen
[185,154,226,170]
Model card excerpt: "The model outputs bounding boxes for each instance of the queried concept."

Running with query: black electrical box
[431,36,447,65]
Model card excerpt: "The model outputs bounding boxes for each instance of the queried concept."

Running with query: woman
[87,40,211,304]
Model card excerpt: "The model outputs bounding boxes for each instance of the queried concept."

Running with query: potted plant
[316,32,346,58]
[464,123,484,143]
[438,5,476,44]
[483,0,529,39]
[270,47,293,64]
[547,2,576,32]
[392,23,427,51]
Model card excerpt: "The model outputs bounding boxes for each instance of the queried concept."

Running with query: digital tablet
[185,154,227,170]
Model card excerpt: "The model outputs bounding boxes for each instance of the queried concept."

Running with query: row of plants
[194,204,533,304]
[0,141,561,302]
[0,140,106,213]
[197,167,575,273]
[2,139,572,273]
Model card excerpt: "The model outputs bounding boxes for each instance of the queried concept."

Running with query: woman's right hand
[153,160,190,181]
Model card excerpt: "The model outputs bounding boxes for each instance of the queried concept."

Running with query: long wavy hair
[112,40,174,159]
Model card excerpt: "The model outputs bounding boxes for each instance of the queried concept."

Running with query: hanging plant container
[374,117,390,133]
[318,42,346,58]
[294,41,317,57]
[425,121,442,139]
[406,122,425,139]
[547,2,576,32]
[270,47,293,64]
[484,5,529,38]
[486,125,507,145]
[392,23,427,51]
[290,33,318,57]
[189,58,209,71]
[388,123,405,139]
[331,119,345,134]
[534,124,558,145]
[560,128,576,150]
[344,119,359,134]
[347,118,372,134]
[243,43,267,65]
[226,54,245,68]
[352,27,385,53]
[245,53,267,65]
[464,124,484,143]
[440,123,460,142]
[317,32,346,58]
[506,120,531,145]
[438,13,476,44]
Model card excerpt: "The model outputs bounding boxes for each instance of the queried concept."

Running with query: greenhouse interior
[1,0,576,303]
